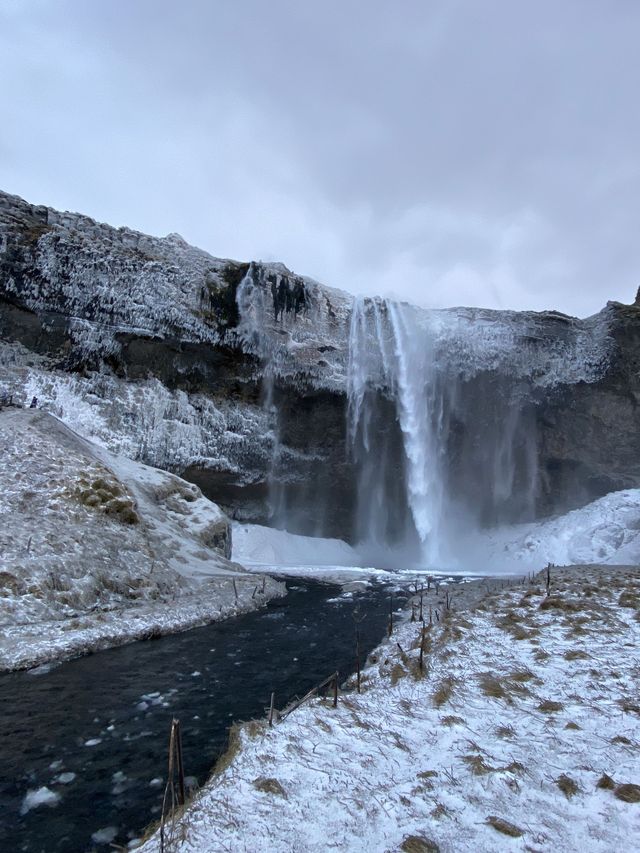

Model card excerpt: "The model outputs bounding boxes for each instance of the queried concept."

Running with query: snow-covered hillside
[473,489,640,571]
[139,564,640,853]
[0,408,284,671]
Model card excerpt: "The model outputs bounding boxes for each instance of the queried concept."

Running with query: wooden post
[333,672,338,708]
[268,692,275,727]
[429,605,432,625]
[435,609,440,623]
[546,563,551,597]
[419,625,425,672]
[233,579,238,601]
[252,585,258,599]
[419,584,424,622]
[410,602,416,622]
[356,625,361,694]
[388,592,393,637]
[174,719,186,807]
[262,576,266,593]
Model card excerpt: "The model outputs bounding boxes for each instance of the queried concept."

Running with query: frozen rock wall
[2,190,640,548]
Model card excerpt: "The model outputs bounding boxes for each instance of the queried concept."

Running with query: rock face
[1,189,640,545]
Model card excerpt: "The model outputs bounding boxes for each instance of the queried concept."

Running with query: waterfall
[346,296,540,568]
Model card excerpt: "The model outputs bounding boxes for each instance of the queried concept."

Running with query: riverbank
[0,574,285,672]
[139,563,640,853]
[0,409,286,672]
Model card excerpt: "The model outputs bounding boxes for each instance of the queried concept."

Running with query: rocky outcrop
[1,189,639,542]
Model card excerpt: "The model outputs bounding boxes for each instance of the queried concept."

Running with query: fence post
[333,672,338,708]
[268,692,275,727]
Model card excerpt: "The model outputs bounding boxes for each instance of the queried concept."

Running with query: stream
[0,578,411,852]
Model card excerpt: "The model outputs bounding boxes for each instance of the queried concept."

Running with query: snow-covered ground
[471,489,640,571]
[234,489,640,581]
[139,564,640,853]
[0,408,284,671]
[232,522,367,578]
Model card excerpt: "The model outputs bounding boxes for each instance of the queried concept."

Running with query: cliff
[1,190,639,544]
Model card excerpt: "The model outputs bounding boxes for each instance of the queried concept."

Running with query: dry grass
[252,777,287,797]
[400,836,440,853]
[611,735,633,745]
[463,754,495,775]
[539,596,583,613]
[596,773,616,790]
[416,770,438,780]
[614,783,640,803]
[478,672,510,701]
[432,676,456,708]
[618,699,640,715]
[565,721,581,730]
[564,649,590,661]
[495,724,515,738]
[556,774,580,798]
[618,591,640,610]
[390,663,408,685]
[485,816,523,837]
[538,699,564,713]
[440,715,465,727]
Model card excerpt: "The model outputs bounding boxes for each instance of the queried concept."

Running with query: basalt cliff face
[1,189,639,550]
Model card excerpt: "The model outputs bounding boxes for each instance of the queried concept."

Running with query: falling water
[347,296,540,568]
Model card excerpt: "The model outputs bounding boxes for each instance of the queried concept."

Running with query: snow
[471,489,640,571]
[232,522,363,569]
[0,408,285,671]
[139,565,640,853]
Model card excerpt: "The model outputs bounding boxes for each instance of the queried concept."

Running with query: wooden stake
[233,579,238,601]
[268,692,275,727]
[387,592,393,637]
[419,584,424,622]
[333,672,338,708]
[356,625,361,694]
[419,625,425,672]
[174,719,185,807]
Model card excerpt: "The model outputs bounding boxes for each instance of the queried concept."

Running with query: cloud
[0,0,639,316]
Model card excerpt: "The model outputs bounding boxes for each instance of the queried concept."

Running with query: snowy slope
[473,489,640,571]
[232,522,363,569]
[0,408,283,670]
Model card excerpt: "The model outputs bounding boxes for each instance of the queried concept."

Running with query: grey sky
[1,1,639,316]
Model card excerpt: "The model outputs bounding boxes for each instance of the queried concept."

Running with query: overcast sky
[1,1,639,316]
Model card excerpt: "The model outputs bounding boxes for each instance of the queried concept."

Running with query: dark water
[0,579,408,853]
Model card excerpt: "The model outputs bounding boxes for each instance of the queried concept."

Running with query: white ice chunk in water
[84,738,102,747]
[91,827,118,844]
[21,786,61,815]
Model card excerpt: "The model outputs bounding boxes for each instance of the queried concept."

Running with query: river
[0,579,410,852]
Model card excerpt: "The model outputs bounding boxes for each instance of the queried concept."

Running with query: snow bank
[138,564,640,853]
[475,489,640,570]
[232,523,363,569]
[0,408,284,671]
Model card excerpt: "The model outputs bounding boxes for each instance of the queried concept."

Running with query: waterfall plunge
[347,296,539,568]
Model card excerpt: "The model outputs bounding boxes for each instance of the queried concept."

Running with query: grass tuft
[538,699,564,713]
[596,773,616,790]
[486,816,523,837]
[432,676,456,708]
[252,777,287,797]
[614,783,640,803]
[400,836,440,853]
[556,774,580,798]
